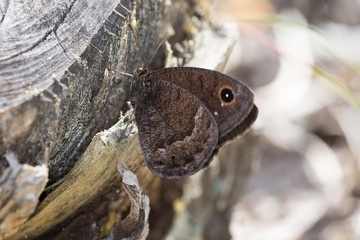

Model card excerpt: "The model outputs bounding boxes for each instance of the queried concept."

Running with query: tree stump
[0,0,169,238]
[0,0,253,239]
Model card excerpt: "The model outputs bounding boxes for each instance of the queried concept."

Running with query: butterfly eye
[219,87,235,105]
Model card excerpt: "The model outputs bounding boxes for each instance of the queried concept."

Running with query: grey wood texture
[0,0,167,183]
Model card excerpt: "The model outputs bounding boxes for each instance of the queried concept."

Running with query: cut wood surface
[0,0,167,184]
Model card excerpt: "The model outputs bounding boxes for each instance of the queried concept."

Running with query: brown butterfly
[100,3,259,179]
[133,66,258,178]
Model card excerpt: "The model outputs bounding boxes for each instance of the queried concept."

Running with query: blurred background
[218,0,360,239]
[150,0,360,239]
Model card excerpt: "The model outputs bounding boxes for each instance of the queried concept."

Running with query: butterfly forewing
[146,67,256,138]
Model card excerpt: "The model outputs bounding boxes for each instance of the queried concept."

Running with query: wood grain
[0,0,167,183]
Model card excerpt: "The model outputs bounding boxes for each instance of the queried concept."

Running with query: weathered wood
[6,117,157,239]
[0,0,245,238]
[0,0,169,238]
[0,0,167,184]
[0,153,48,238]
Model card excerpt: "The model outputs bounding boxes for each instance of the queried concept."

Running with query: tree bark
[0,0,169,238]
[0,0,251,239]
[0,0,168,183]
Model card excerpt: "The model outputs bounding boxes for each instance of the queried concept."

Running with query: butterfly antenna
[147,31,168,67]
[120,1,147,66]
[90,42,134,79]
[128,23,147,66]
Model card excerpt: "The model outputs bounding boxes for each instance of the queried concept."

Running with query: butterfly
[132,66,258,178]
